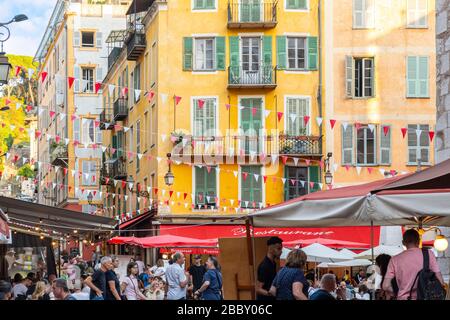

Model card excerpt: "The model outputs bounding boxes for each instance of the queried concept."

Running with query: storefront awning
[159,224,380,249]
[0,196,117,237]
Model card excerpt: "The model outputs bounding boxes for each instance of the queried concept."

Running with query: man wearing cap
[52,278,77,300]
[256,236,283,300]
[188,255,206,299]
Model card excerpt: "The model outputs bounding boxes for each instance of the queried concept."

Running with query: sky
[0,0,57,58]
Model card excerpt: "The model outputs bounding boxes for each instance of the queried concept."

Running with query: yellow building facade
[101,0,324,222]
[324,0,436,186]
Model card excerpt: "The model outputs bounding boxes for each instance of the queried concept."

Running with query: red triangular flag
[263,176,268,184]
[55,135,61,143]
[225,103,231,110]
[401,127,407,138]
[94,120,100,128]
[330,119,337,129]
[290,179,296,186]
[15,66,22,77]
[93,191,97,196]
[35,130,42,138]
[71,115,77,122]
[114,124,122,131]
[95,82,102,94]
[429,131,435,142]
[305,159,311,166]
[383,126,390,136]
[367,167,373,174]
[169,191,174,198]
[174,96,182,105]
[243,172,248,181]
[252,107,257,116]
[281,156,288,165]
[206,166,211,173]
[303,116,310,126]
[110,148,116,155]
[68,186,72,193]
[154,188,159,195]
[148,90,155,101]
[277,112,283,122]
[68,77,75,89]
[41,71,48,83]
[122,87,128,97]
[183,192,188,200]
[390,170,396,176]
[26,105,33,112]
[5,98,11,106]
[49,111,56,118]
[319,160,324,170]
[73,140,80,147]
[309,182,315,189]
[355,122,362,131]
[121,181,126,189]
[345,165,350,171]
[198,99,205,109]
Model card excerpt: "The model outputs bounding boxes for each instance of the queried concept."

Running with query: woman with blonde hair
[31,281,50,300]
[269,249,309,300]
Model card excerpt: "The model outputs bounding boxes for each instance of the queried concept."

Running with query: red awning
[126,234,218,248]
[119,211,153,230]
[108,236,139,245]
[159,224,380,248]
[160,248,220,255]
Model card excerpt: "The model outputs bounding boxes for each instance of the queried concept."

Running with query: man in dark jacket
[310,274,347,300]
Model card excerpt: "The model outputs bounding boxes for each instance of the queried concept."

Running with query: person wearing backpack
[194,256,223,300]
[382,229,446,300]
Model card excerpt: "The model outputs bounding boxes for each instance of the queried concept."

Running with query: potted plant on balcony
[170,130,187,145]
[280,127,308,155]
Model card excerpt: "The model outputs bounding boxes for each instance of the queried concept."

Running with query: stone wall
[435,0,450,281]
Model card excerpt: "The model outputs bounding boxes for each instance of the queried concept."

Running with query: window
[193,98,216,136]
[353,0,375,29]
[82,68,94,93]
[287,37,306,70]
[150,104,156,148]
[407,0,427,28]
[193,0,216,10]
[194,38,215,71]
[133,64,141,103]
[81,160,97,186]
[82,118,96,145]
[73,118,81,142]
[286,0,308,10]
[356,126,376,165]
[242,37,261,72]
[195,167,217,207]
[144,112,148,151]
[379,125,391,165]
[129,126,134,162]
[285,167,308,200]
[286,97,310,135]
[81,32,95,47]
[136,121,141,172]
[407,56,429,98]
[345,56,374,98]
[151,42,157,85]
[408,124,430,164]
[241,166,262,208]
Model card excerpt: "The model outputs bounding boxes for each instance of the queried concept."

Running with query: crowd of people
[0,252,223,301]
[256,230,449,300]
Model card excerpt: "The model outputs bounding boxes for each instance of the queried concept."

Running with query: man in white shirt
[12,275,32,299]
[135,254,145,275]
[165,252,189,300]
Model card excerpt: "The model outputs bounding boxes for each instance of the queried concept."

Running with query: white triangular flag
[65,138,70,145]
[184,203,188,208]
[289,114,297,123]
[108,84,115,96]
[46,134,52,142]
[281,178,287,185]
[134,89,141,102]
[379,168,386,176]
[254,174,259,182]
[10,125,15,130]
[101,146,107,153]
[244,201,249,208]
[160,93,168,104]
[156,157,162,163]
[55,166,60,173]
[318,183,323,190]
[176,192,180,199]
[16,103,21,110]
[128,182,133,190]
[206,196,211,203]
[235,208,240,213]
[182,138,188,148]
[300,180,306,187]
[161,189,166,197]
[368,124,375,133]
[316,117,323,127]
[114,180,118,187]
[271,155,278,165]
[332,163,339,173]
[230,199,235,206]
[249,151,256,161]
[264,110,271,118]
[233,171,238,178]
[123,126,130,132]
[416,129,422,138]
[124,195,128,201]
[342,122,349,130]
[84,173,89,180]
[28,68,35,80]
[147,186,151,193]
[59,113,66,121]
[161,134,167,142]
[356,166,362,175]
[228,148,235,156]
[38,108,44,116]
[293,157,299,166]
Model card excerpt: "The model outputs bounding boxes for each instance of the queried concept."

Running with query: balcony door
[240,0,262,22]
[285,166,308,200]
[240,98,263,155]
[241,37,262,84]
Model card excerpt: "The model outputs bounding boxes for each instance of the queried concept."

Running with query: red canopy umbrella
[125,234,218,248]
[283,238,370,249]
[108,236,139,245]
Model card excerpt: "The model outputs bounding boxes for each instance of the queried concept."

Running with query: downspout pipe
[317,1,323,155]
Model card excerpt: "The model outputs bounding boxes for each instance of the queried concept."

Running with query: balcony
[50,143,68,167]
[171,134,322,159]
[103,159,127,180]
[108,47,122,70]
[227,0,277,29]
[100,165,114,186]
[228,65,277,89]
[113,98,128,121]
[125,26,146,61]
[100,110,114,130]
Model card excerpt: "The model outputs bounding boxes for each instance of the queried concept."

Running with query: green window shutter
[216,37,226,70]
[194,0,204,9]
[284,167,290,201]
[276,36,287,70]
[287,0,298,9]
[308,166,320,193]
[206,168,217,205]
[263,36,272,67]
[251,1,261,22]
[407,56,417,97]
[418,56,429,97]
[195,167,206,205]
[299,0,307,9]
[307,36,318,70]
[229,36,240,67]
[379,125,391,165]
[241,166,251,206]
[205,0,215,9]
[112,135,118,159]
[183,37,193,71]
[117,131,124,158]
[241,1,250,22]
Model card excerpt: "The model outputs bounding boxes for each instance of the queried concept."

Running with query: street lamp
[324,152,333,186]
[0,14,29,84]
[164,153,174,186]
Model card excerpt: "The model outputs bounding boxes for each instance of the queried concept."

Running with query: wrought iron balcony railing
[100,110,114,130]
[50,144,68,166]
[125,24,146,61]
[228,64,277,89]
[227,0,278,29]
[113,98,128,121]
[108,47,122,70]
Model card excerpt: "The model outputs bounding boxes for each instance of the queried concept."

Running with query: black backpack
[408,248,445,300]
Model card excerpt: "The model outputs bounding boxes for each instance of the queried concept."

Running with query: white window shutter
[73,118,80,142]
[96,67,103,83]
[342,124,354,165]
[96,32,103,48]
[74,66,80,92]
[73,31,81,47]
[365,0,375,28]
[353,0,364,28]
[345,56,354,98]
[379,125,391,165]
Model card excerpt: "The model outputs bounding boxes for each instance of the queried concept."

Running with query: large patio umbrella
[291,243,353,263]
[339,248,357,258]
[318,259,372,268]
[354,245,404,259]
[125,234,218,248]
[250,158,450,228]
[283,238,370,249]
[108,236,139,245]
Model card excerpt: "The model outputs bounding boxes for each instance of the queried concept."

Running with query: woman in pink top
[120,262,148,300]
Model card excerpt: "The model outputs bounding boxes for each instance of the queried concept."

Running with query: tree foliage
[17,164,35,178]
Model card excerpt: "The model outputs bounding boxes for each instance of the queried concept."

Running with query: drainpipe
[317,1,323,148]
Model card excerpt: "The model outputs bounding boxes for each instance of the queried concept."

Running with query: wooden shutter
[251,0,261,22]
[363,58,374,97]
[379,125,391,165]
[73,31,80,47]
[307,37,318,70]
[252,166,262,205]
[117,131,124,158]
[74,65,80,92]
[112,135,118,159]
[194,0,204,9]
[205,99,216,135]
[206,167,217,205]
[418,56,429,97]
[284,167,290,201]
[82,161,89,185]
[407,124,417,163]
[205,0,215,9]
[216,37,225,70]
[407,56,418,97]
[193,99,203,136]
[195,167,206,205]
[263,36,272,67]
[365,0,375,28]
[96,32,103,48]
[309,166,320,193]
[241,166,251,206]
[229,36,240,67]
[353,0,364,28]
[276,36,287,70]
[345,56,354,98]
[183,37,193,71]
[342,124,354,165]
[96,125,102,145]
[96,67,103,85]
[420,124,430,163]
